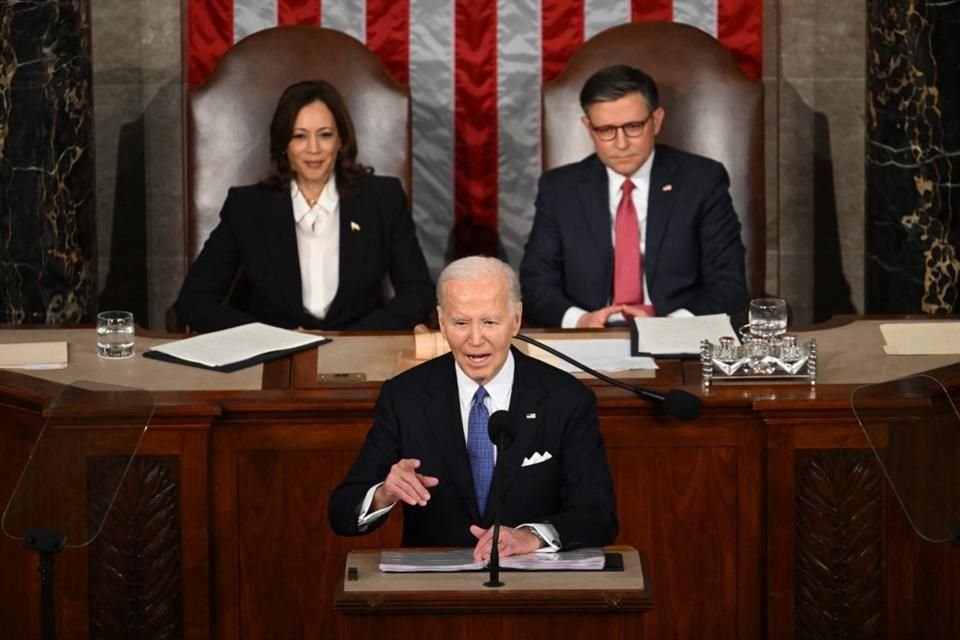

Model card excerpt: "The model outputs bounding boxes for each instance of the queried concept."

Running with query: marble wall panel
[865,0,960,314]
[1,0,97,323]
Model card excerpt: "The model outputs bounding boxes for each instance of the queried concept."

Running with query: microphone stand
[514,333,661,400]
[513,333,702,420]
[484,431,508,588]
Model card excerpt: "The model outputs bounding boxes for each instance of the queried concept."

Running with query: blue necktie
[467,386,494,513]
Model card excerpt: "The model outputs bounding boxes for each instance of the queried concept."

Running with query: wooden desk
[334,547,651,639]
[1,321,958,639]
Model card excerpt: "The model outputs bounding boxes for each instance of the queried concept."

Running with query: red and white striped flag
[188,0,761,273]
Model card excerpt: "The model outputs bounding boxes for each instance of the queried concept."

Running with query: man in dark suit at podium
[329,256,617,560]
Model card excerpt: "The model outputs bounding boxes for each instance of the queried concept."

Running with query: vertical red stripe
[541,0,585,84]
[631,0,672,22]
[278,0,321,25]
[453,0,499,257]
[718,0,762,79]
[366,0,410,85]
[187,0,234,87]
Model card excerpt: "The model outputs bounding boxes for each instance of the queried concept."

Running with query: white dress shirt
[291,180,340,319]
[561,151,693,327]
[357,351,560,551]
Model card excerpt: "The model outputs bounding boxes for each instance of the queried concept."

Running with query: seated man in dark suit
[520,65,748,328]
[328,256,617,560]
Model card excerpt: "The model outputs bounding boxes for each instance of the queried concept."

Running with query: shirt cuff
[561,307,587,329]
[518,523,561,552]
[357,482,396,527]
[667,308,694,318]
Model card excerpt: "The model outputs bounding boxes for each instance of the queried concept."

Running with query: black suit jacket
[328,348,618,549]
[174,176,435,332]
[519,146,748,326]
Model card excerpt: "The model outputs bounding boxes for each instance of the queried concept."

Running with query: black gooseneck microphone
[513,333,702,421]
[484,410,517,587]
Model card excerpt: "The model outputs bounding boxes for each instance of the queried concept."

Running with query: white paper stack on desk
[631,313,738,357]
[379,547,606,572]
[143,323,328,372]
[0,341,68,370]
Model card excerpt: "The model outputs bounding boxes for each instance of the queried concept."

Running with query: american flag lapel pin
[662,184,673,192]
[350,221,361,232]
[526,412,537,419]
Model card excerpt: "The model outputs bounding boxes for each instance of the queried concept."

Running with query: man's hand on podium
[372,458,439,510]
[469,524,541,562]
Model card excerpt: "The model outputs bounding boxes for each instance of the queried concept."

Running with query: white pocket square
[521,451,553,467]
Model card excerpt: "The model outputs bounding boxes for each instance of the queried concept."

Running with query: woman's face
[287,100,341,188]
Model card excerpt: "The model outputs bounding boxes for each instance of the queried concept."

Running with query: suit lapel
[645,146,679,289]
[262,189,305,318]
[576,156,614,285]
[424,355,482,524]
[323,191,368,322]
[483,349,546,522]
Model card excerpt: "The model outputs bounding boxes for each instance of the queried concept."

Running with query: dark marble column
[866,1,960,314]
[0,0,96,324]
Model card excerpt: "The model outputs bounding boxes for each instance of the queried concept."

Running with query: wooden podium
[334,546,652,639]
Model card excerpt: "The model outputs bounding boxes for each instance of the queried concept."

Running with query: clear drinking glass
[96,311,135,359]
[748,298,787,339]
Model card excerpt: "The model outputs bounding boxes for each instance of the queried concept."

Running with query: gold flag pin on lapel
[662,184,673,192]
[350,221,361,232]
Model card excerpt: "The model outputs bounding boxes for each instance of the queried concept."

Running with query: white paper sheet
[881,322,960,355]
[527,338,657,372]
[147,323,324,367]
[632,314,737,355]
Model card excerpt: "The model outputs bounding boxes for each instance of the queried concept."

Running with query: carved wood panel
[795,451,883,640]
[88,457,183,639]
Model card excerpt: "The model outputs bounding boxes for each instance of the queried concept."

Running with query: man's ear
[580,115,592,133]
[652,107,665,136]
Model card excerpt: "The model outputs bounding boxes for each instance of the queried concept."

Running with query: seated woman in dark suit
[174,80,435,333]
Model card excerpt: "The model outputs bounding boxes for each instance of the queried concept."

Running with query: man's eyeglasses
[589,113,654,141]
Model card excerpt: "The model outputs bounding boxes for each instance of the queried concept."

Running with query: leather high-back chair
[171,26,410,331]
[543,22,765,297]
[185,26,410,266]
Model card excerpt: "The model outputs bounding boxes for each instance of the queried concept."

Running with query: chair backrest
[185,26,410,263]
[542,22,765,297]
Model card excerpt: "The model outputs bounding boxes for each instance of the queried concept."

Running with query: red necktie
[614,179,643,305]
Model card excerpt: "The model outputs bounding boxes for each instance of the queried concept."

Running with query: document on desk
[881,322,960,355]
[631,313,737,357]
[0,341,68,370]
[143,323,329,372]
[379,547,606,572]
[531,338,657,372]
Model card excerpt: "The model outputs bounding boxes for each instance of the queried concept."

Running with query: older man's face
[582,92,664,177]
[438,276,522,385]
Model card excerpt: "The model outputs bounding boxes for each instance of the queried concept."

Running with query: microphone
[484,410,516,587]
[513,333,702,421]
[488,410,517,452]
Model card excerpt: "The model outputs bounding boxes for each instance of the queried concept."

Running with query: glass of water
[748,298,787,339]
[96,311,135,359]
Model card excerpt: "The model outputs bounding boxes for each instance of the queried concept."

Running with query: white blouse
[291,180,340,319]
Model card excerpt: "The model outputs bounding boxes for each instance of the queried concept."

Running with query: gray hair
[437,256,522,308]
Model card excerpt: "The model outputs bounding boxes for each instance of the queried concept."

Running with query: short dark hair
[579,65,659,113]
[262,80,372,195]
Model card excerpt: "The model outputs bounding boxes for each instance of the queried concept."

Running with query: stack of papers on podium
[631,313,737,357]
[880,322,960,354]
[0,341,68,370]
[379,547,605,572]
[143,323,329,372]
